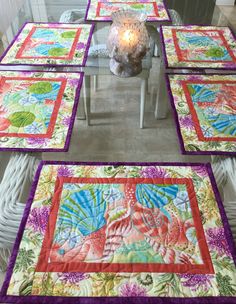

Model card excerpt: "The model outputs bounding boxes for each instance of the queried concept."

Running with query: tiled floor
[43,58,209,163]
[218,5,236,28]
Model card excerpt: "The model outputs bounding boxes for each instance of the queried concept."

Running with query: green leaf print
[28,81,52,94]
[137,274,153,286]
[61,31,76,38]
[91,273,128,296]
[8,111,35,128]
[186,144,201,151]
[187,84,195,95]
[48,47,68,56]
[154,274,185,296]
[205,47,225,58]
[14,248,35,272]
[130,4,145,9]
[40,273,54,296]
[212,254,235,272]
[19,278,33,296]
[216,273,236,296]
[103,166,126,177]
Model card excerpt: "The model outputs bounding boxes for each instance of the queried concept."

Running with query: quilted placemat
[161,25,236,69]
[166,73,236,155]
[0,70,83,151]
[85,0,171,22]
[1,161,236,303]
[0,22,94,67]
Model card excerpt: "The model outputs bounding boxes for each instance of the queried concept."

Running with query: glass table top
[0,0,235,186]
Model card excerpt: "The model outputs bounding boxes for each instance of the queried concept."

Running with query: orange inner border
[0,76,67,138]
[172,29,236,63]
[36,176,214,274]
[15,26,82,60]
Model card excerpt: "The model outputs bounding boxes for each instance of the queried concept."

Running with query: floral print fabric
[167,73,236,154]
[85,0,170,22]
[0,23,94,66]
[1,163,236,301]
[0,71,83,151]
[161,25,236,69]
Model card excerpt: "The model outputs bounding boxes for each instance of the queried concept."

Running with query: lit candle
[121,28,138,50]
[107,10,149,77]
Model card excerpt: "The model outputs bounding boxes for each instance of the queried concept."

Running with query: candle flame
[121,29,138,49]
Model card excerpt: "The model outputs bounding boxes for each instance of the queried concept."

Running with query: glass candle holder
[107,10,149,77]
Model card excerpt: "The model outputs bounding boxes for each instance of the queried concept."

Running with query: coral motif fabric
[0,71,83,151]
[1,162,236,303]
[167,73,236,155]
[161,25,236,69]
[0,23,94,66]
[85,0,171,22]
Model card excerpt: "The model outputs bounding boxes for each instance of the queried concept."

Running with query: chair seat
[0,153,41,272]
[168,9,183,25]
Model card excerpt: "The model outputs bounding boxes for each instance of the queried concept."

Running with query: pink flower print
[27,137,49,146]
[120,283,147,297]
[179,115,195,129]
[141,166,169,178]
[58,272,89,285]
[193,165,209,178]
[62,116,71,126]
[180,274,214,292]
[76,42,85,50]
[57,165,73,177]
[206,227,231,257]
[27,206,50,234]
[68,78,80,87]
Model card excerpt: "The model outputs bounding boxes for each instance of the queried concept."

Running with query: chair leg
[154,44,160,57]
[76,95,86,120]
[83,75,91,126]
[145,79,149,95]
[155,62,168,119]
[93,75,98,92]
[140,79,147,129]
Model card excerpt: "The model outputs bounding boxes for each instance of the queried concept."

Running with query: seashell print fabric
[0,23,94,67]
[85,0,171,22]
[1,162,236,303]
[166,73,236,155]
[161,25,236,69]
[0,70,83,151]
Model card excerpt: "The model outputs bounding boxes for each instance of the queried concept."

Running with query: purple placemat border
[62,71,84,151]
[0,22,95,68]
[82,23,95,65]
[164,0,172,23]
[0,161,236,303]
[0,69,84,152]
[85,0,92,22]
[85,0,172,22]
[165,72,236,155]
[160,24,236,70]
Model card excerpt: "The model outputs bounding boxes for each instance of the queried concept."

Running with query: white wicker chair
[212,156,236,241]
[0,153,41,271]
[59,9,86,23]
